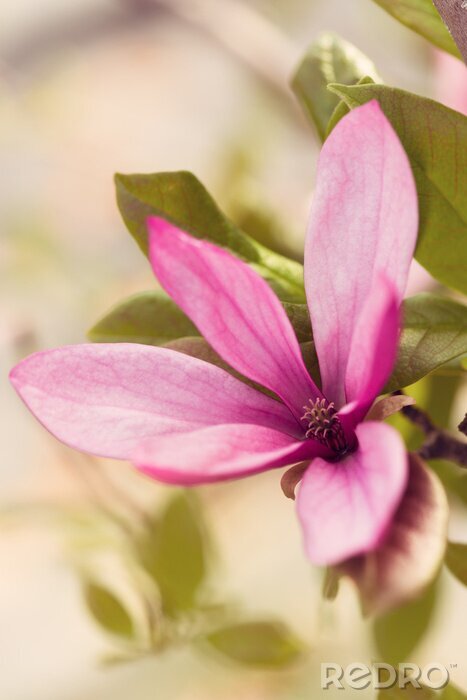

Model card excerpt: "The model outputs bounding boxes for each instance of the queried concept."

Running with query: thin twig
[394,391,467,467]
[458,413,467,437]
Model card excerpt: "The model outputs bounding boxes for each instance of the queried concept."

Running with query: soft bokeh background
[1,1,467,698]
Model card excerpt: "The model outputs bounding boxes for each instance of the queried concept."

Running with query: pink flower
[10,101,418,566]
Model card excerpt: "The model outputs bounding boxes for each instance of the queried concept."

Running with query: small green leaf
[282,302,312,343]
[202,621,305,668]
[445,541,467,586]
[88,290,199,345]
[292,33,381,140]
[301,340,321,388]
[327,83,467,294]
[373,578,439,665]
[138,491,207,617]
[325,75,376,138]
[88,293,312,348]
[83,582,134,639]
[370,0,461,58]
[386,294,467,391]
[322,567,341,601]
[115,171,305,303]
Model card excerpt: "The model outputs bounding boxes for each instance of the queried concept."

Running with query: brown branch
[394,391,467,467]
[432,0,467,65]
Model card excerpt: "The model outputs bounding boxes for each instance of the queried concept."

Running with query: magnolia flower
[10,101,418,567]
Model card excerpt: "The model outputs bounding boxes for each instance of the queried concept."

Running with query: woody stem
[394,391,467,467]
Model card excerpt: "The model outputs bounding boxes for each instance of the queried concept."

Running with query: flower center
[301,398,347,454]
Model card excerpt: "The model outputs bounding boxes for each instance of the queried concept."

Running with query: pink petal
[434,49,467,116]
[432,50,467,117]
[338,454,448,615]
[134,423,329,485]
[305,100,418,407]
[148,217,322,421]
[296,421,408,566]
[344,274,400,423]
[10,343,299,460]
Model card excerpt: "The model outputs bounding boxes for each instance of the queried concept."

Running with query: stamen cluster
[301,398,347,453]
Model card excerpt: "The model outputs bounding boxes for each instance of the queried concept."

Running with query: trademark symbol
[450,664,458,669]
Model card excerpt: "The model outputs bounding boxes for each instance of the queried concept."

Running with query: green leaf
[202,621,305,668]
[88,293,312,348]
[115,171,305,303]
[327,83,467,294]
[301,340,321,388]
[282,302,312,343]
[291,33,381,140]
[386,294,467,391]
[138,491,207,617]
[88,290,199,345]
[83,582,134,639]
[373,578,439,664]
[445,541,467,586]
[370,0,461,58]
[281,294,467,391]
[325,75,376,138]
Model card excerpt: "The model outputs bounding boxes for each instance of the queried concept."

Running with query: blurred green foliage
[88,291,199,345]
[385,294,467,392]
[202,621,305,668]
[369,0,461,58]
[115,171,305,303]
[83,581,135,640]
[445,542,467,586]
[292,32,381,140]
[373,578,439,664]
[76,490,308,668]
[137,491,207,618]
